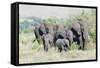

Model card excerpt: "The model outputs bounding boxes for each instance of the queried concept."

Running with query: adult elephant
[38,23,55,37]
[79,19,88,50]
[34,23,49,44]
[69,19,88,50]
[34,23,56,51]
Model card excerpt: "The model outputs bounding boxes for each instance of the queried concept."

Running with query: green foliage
[79,9,96,42]
[43,16,57,24]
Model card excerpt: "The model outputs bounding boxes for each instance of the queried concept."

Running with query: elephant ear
[39,24,47,35]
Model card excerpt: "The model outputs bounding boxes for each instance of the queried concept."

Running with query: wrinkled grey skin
[39,23,48,36]
[79,20,88,50]
[69,19,88,50]
[34,19,88,51]
[34,23,56,44]
[55,39,69,52]
[65,28,73,47]
[53,25,66,45]
[56,30,66,39]
[34,23,49,44]
[54,25,73,47]
[42,33,54,51]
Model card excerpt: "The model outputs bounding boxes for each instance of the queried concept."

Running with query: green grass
[19,32,96,64]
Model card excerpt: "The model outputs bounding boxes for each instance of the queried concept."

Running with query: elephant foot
[44,48,48,52]
[64,48,67,52]
[58,48,62,53]
[68,46,71,50]
[81,46,86,50]
[45,50,48,52]
[78,47,82,50]
[78,47,85,50]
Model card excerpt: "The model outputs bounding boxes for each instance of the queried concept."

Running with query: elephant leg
[54,41,57,50]
[67,44,70,50]
[43,39,48,52]
[49,41,53,48]
[78,36,84,50]
[64,46,67,51]
[45,46,48,51]
[68,40,71,46]
[34,30,41,44]
[44,44,48,52]
[82,33,88,50]
[68,40,72,50]
[58,47,62,52]
[43,43,46,51]
[63,44,68,51]
[37,38,41,44]
[82,38,86,50]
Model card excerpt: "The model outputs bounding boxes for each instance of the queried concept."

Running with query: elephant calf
[55,39,69,52]
[65,28,73,47]
[42,33,54,51]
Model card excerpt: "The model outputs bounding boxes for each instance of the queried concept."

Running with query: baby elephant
[55,39,69,52]
[42,33,54,51]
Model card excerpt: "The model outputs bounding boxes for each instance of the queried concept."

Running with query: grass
[19,32,96,64]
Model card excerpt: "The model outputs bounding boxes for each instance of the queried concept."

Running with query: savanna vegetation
[19,9,96,64]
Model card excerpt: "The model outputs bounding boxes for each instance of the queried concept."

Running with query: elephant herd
[34,19,88,52]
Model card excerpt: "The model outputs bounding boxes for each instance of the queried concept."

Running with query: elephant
[39,23,48,36]
[34,23,50,44]
[69,19,88,50]
[79,19,88,50]
[34,24,41,44]
[43,23,56,35]
[42,33,54,51]
[53,25,73,47]
[53,24,66,44]
[55,39,70,52]
[64,28,73,47]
